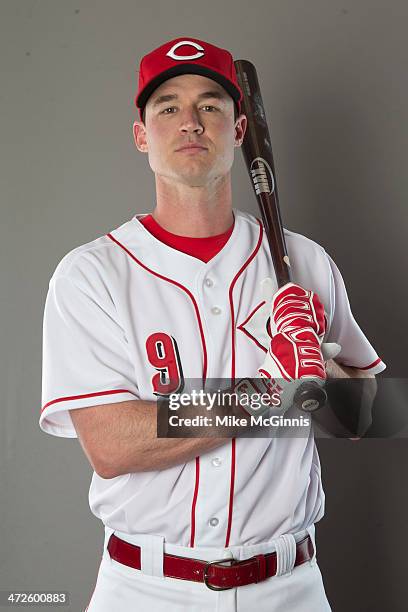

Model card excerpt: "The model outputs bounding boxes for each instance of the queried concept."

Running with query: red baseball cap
[135,37,242,120]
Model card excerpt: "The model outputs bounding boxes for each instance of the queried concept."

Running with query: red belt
[107,533,314,591]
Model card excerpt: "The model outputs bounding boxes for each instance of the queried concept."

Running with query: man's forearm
[76,357,375,477]
[78,398,230,479]
[311,359,377,438]
[325,359,375,380]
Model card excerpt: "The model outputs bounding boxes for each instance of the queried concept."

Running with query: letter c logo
[166,40,205,61]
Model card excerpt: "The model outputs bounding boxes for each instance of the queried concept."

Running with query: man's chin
[154,166,224,188]
[170,171,215,188]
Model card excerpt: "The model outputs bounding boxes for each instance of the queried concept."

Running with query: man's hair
[141,103,239,124]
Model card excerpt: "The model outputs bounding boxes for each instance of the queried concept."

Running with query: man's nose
[179,109,204,134]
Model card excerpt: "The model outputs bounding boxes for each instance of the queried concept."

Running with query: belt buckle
[203,557,236,591]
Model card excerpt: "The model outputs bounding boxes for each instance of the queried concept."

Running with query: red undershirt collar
[139,214,235,263]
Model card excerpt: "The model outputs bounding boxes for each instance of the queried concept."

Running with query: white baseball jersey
[40,209,386,549]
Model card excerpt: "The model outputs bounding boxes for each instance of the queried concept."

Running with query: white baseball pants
[85,524,332,611]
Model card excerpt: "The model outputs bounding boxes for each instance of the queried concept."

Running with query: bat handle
[293,380,327,412]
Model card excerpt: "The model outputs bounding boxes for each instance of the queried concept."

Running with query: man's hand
[257,282,327,410]
[234,281,342,417]
[234,282,331,417]
[268,281,326,340]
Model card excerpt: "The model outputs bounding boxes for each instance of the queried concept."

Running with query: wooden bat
[234,59,327,412]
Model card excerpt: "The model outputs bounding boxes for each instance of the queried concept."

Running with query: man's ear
[133,121,148,152]
[234,114,247,147]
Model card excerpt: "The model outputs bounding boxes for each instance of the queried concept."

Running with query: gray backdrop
[1,0,407,610]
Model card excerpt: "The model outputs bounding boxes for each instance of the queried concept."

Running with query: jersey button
[209,517,219,527]
[204,278,214,287]
[211,306,222,315]
[211,457,222,467]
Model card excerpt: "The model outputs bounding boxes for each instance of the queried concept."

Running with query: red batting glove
[267,329,326,382]
[263,282,327,381]
[234,282,333,416]
[269,282,326,340]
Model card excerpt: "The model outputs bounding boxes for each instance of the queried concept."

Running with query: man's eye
[161,107,177,114]
[201,105,216,112]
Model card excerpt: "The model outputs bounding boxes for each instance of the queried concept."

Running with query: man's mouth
[175,144,208,153]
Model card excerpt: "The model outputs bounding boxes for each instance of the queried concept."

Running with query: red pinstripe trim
[357,357,382,370]
[237,300,268,353]
[238,326,267,353]
[238,300,266,328]
[189,457,200,547]
[107,232,207,550]
[228,219,264,380]
[225,219,263,548]
[224,438,236,547]
[41,388,135,413]
[107,233,208,382]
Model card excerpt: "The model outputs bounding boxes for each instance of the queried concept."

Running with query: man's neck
[151,173,234,237]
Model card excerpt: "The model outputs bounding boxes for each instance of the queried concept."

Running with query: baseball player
[40,37,386,611]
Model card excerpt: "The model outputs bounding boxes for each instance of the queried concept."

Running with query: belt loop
[275,533,297,576]
[139,534,165,578]
[305,524,317,565]
[254,554,267,582]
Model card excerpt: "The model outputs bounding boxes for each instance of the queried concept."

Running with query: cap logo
[166,40,205,61]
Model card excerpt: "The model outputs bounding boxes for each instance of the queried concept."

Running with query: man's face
[133,74,246,187]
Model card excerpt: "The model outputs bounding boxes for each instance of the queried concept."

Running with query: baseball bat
[234,59,327,412]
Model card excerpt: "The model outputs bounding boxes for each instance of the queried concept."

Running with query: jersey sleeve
[324,252,386,375]
[40,272,139,438]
